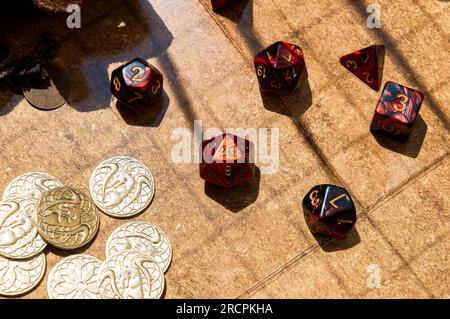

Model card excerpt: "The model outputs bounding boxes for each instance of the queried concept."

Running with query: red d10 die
[254,41,306,94]
[111,58,163,108]
[211,0,233,11]
[370,81,424,138]
[302,185,356,238]
[340,45,385,91]
[200,133,255,188]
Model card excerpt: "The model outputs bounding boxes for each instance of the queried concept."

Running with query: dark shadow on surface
[303,205,361,252]
[371,114,427,158]
[0,89,17,115]
[204,167,260,213]
[0,0,174,114]
[116,91,169,127]
[0,0,43,17]
[314,227,361,252]
[214,0,252,22]
[67,0,174,112]
[261,69,312,118]
[217,0,262,57]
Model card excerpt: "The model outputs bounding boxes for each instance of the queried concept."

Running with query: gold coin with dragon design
[35,187,100,250]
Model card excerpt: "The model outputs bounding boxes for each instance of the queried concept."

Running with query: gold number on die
[113,77,121,91]
[310,190,320,206]
[329,193,350,208]
[152,80,161,95]
[270,81,281,89]
[130,66,144,82]
[257,65,266,78]
[225,165,232,177]
[127,91,144,104]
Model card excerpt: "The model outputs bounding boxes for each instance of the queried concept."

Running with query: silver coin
[89,156,155,218]
[97,250,165,299]
[0,252,46,296]
[47,254,103,299]
[0,197,47,259]
[22,64,71,110]
[106,221,172,273]
[3,172,63,201]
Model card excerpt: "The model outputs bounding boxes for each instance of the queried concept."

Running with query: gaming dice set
[109,1,424,240]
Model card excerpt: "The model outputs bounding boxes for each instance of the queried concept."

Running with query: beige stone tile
[250,218,432,298]
[364,266,431,299]
[410,238,450,298]
[368,156,450,261]
[416,0,450,36]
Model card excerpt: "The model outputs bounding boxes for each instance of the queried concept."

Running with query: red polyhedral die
[340,45,385,91]
[370,81,424,138]
[200,133,255,188]
[110,58,163,108]
[254,41,306,94]
[303,184,357,238]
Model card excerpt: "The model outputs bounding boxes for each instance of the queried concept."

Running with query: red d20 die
[254,41,306,94]
[302,184,357,238]
[370,81,424,138]
[340,45,385,91]
[111,58,163,108]
[200,133,255,188]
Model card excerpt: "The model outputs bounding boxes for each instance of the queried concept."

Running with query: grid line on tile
[237,153,447,298]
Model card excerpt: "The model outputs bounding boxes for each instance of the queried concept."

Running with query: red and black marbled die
[110,58,163,108]
[302,184,356,238]
[200,133,255,188]
[340,45,385,91]
[211,0,233,11]
[370,81,424,138]
[254,41,306,94]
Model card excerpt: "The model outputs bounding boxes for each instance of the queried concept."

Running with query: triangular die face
[213,135,242,161]
[340,45,384,91]
[274,43,295,69]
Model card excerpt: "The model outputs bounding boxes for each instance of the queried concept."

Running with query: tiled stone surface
[368,156,450,262]
[0,0,448,298]
[249,156,449,298]
[199,0,450,207]
[249,216,434,299]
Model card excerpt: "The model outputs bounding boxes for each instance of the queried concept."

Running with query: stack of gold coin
[0,172,100,297]
[1,157,167,299]
[47,221,172,299]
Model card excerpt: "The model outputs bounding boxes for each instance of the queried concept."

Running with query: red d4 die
[340,45,385,91]
[254,41,306,94]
